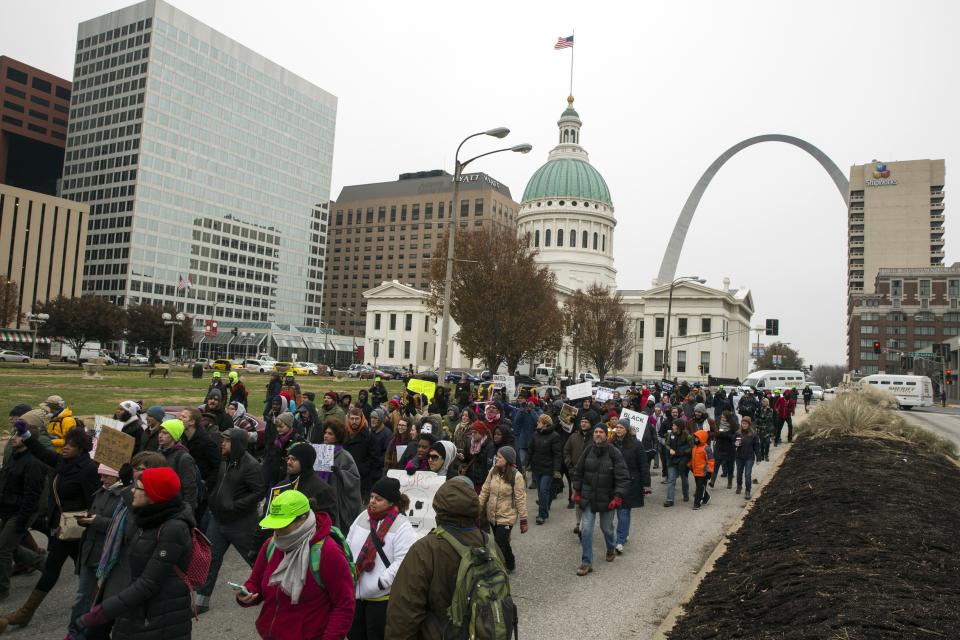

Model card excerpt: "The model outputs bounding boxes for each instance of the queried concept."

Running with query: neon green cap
[212,371,221,378]
[160,419,185,442]
[229,371,238,382]
[285,369,295,378]
[259,490,310,529]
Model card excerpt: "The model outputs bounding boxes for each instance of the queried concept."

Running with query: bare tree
[428,227,563,374]
[809,363,846,388]
[0,280,21,327]
[564,285,633,381]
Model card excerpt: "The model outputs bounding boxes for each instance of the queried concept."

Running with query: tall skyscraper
[62,0,336,326]
[847,159,945,296]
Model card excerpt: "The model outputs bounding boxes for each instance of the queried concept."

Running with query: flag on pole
[177,274,186,290]
[186,275,193,290]
[554,35,574,49]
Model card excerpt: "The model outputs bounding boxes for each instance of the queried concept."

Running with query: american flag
[177,274,186,290]
[554,35,574,49]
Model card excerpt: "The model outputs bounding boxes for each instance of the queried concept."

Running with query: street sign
[909,352,935,358]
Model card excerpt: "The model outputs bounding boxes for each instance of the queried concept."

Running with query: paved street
[8,415,803,639]
[901,406,960,450]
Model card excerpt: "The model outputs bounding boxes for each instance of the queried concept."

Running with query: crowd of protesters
[0,368,803,639]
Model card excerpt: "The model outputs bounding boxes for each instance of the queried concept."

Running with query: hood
[299,399,320,426]
[436,440,457,475]
[206,388,223,404]
[21,409,48,431]
[433,478,479,527]
[694,430,709,445]
[493,424,515,446]
[230,402,247,419]
[225,428,249,464]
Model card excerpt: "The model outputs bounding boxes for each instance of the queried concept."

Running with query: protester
[426,441,457,479]
[346,477,416,640]
[238,490,355,640]
[478,446,528,573]
[689,430,714,510]
[402,432,435,475]
[754,396,776,462]
[114,400,146,457]
[229,370,249,406]
[297,400,320,441]
[384,416,412,471]
[663,419,694,507]
[714,409,738,489]
[41,395,77,455]
[227,402,259,443]
[530,413,562,524]
[318,417,363,532]
[140,405,165,452]
[203,389,233,433]
[610,418,650,552]
[450,409,474,456]
[572,425,629,575]
[263,412,304,494]
[735,416,762,500]
[345,408,384,500]
[314,392,346,439]
[156,418,200,511]
[0,422,47,601]
[563,416,594,533]
[180,407,220,517]
[460,422,495,493]
[274,443,336,515]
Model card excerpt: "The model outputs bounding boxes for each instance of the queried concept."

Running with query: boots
[727,476,733,489]
[0,589,48,632]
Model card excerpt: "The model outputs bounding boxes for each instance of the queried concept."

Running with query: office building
[848,159,945,296]
[324,170,519,336]
[0,56,71,195]
[61,0,337,326]
[0,184,88,338]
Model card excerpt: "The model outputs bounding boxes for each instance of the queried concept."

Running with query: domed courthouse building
[362,98,754,383]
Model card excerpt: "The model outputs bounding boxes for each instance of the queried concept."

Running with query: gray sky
[3,0,957,365]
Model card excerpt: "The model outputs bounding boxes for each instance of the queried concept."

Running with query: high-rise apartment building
[847,159,945,296]
[324,170,518,336]
[0,56,71,195]
[61,0,336,326]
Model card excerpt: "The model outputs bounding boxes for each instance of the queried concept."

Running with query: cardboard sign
[407,378,437,402]
[90,415,124,460]
[620,409,649,440]
[92,420,135,473]
[312,444,336,472]
[387,469,446,537]
[558,403,577,425]
[566,381,593,401]
[595,387,614,402]
[492,374,516,398]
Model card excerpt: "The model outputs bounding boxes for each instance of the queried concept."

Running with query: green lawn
[0,363,410,429]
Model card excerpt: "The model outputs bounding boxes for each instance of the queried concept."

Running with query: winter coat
[230,381,249,406]
[23,433,99,530]
[754,406,777,435]
[385,482,498,640]
[242,511,355,640]
[99,499,195,640]
[159,443,199,510]
[0,448,47,533]
[774,396,791,419]
[611,436,650,509]
[529,425,562,476]
[120,415,146,457]
[737,395,758,418]
[715,425,737,460]
[79,482,125,567]
[460,438,495,487]
[203,390,234,432]
[314,403,346,435]
[735,430,763,462]
[209,428,264,523]
[512,409,536,451]
[478,467,528,526]
[562,427,592,470]
[688,431,715,477]
[665,430,695,470]
[263,430,306,495]
[327,448,363,532]
[183,427,220,495]
[344,425,383,494]
[140,426,161,453]
[346,511,418,600]
[47,407,78,454]
[572,443,630,513]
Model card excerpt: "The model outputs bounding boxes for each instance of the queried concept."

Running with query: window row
[533,228,606,252]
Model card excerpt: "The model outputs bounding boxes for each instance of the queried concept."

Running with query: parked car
[212,358,233,371]
[345,364,369,378]
[806,384,824,400]
[445,370,482,384]
[578,372,600,385]
[126,354,149,365]
[0,350,30,363]
[513,374,538,386]
[296,361,320,376]
[273,361,312,376]
[360,367,393,380]
[601,376,632,387]
[379,365,408,380]
[193,358,212,369]
[243,358,273,373]
[413,370,439,383]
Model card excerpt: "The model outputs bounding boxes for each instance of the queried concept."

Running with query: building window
[602,235,606,252]
[886,312,907,322]
[423,342,428,359]
[475,199,483,216]
[593,232,598,250]
[891,279,902,297]
[676,350,686,373]
[557,229,564,246]
[405,313,412,331]
[460,200,469,216]
[389,313,396,330]
[569,229,576,247]
[374,313,381,330]
[534,230,540,247]
[5,67,27,84]
[915,311,935,322]
[700,351,710,374]
[950,279,960,298]
[390,206,396,222]
[655,317,664,338]
[388,340,395,358]
[637,352,643,371]
[919,279,931,298]
[545,229,551,247]
[582,230,588,248]
[424,315,430,331]
[860,325,879,333]
[701,318,711,333]
[678,317,687,337]
[412,205,419,220]
[403,340,411,360]
[638,319,645,339]
[654,349,664,371]
[914,326,936,336]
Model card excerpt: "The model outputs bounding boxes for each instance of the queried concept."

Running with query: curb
[650,415,806,640]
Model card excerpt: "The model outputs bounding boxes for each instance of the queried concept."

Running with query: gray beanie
[618,417,632,429]
[146,406,165,422]
[694,403,707,413]
[498,445,517,466]
[276,412,295,429]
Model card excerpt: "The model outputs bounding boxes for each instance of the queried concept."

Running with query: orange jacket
[688,430,715,477]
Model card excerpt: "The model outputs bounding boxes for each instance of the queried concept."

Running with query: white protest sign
[595,387,614,403]
[566,381,593,401]
[492,374,516,398]
[312,444,336,472]
[388,469,446,537]
[395,444,407,461]
[620,409,649,440]
[91,415,125,459]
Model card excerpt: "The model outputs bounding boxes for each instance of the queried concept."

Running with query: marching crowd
[0,370,804,639]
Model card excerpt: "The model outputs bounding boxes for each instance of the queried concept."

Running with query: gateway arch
[656,134,848,284]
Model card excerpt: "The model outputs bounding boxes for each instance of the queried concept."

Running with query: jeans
[694,476,710,507]
[0,516,40,596]
[658,444,669,477]
[518,449,530,473]
[615,507,631,545]
[36,536,80,593]
[67,565,99,639]
[492,524,515,571]
[759,436,771,460]
[666,465,689,503]
[579,504,615,566]
[736,458,755,492]
[536,474,553,520]
[198,513,258,604]
[348,599,388,640]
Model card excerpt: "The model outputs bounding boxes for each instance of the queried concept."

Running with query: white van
[741,370,807,392]
[534,366,555,385]
[859,374,934,410]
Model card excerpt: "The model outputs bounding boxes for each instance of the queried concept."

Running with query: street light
[161,312,186,364]
[437,129,532,384]
[240,332,255,360]
[338,307,360,363]
[662,276,706,380]
[26,312,49,360]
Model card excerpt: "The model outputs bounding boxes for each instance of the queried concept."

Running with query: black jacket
[100,499,194,640]
[183,427,220,495]
[120,416,145,457]
[209,428,264,523]
[461,438,496,487]
[611,436,650,509]
[343,426,383,493]
[159,444,199,510]
[573,443,630,513]
[79,482,125,567]
[529,426,562,476]
[715,426,737,459]
[24,434,99,528]
[0,448,47,532]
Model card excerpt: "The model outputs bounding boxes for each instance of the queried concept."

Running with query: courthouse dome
[521,157,612,206]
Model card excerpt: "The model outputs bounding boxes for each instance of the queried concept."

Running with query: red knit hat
[607,410,619,420]
[471,420,491,436]
[140,467,181,503]
[325,390,339,402]
[389,399,401,410]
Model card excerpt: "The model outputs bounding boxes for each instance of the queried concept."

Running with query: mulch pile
[667,435,960,639]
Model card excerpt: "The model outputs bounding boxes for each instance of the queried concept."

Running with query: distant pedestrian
[663,419,694,507]
[610,418,650,553]
[735,416,762,500]
[689,430,714,510]
[478,446,528,573]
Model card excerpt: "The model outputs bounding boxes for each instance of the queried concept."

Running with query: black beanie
[9,404,31,418]
[288,442,316,471]
[429,442,448,459]
[370,477,402,504]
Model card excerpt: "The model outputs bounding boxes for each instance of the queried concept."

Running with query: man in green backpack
[386,477,518,640]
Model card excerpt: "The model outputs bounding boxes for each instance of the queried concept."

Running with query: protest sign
[407,378,437,402]
[559,403,577,425]
[566,381,592,401]
[388,469,446,537]
[395,444,407,461]
[620,408,649,440]
[90,415,124,460]
[312,444,336,472]
[92,420,135,472]
[493,374,516,398]
[267,479,296,512]
[661,380,675,394]
[595,387,614,402]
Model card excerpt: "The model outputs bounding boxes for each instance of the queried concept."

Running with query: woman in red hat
[459,421,495,493]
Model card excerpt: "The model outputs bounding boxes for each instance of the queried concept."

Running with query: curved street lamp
[26,312,50,360]
[162,312,186,363]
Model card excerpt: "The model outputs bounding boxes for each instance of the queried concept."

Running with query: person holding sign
[610,418,650,553]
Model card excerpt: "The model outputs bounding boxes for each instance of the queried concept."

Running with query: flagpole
[569,29,575,97]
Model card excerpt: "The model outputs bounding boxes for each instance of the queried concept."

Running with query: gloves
[79,605,107,629]
[607,496,622,510]
[572,491,581,504]
[553,471,562,480]
[14,419,29,438]
[519,518,528,534]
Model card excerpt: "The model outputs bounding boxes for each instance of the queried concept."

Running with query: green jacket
[665,431,695,469]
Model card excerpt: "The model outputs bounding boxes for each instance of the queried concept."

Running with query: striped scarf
[96,499,128,584]
[356,506,398,573]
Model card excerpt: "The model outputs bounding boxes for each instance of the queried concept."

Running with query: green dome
[521,157,612,206]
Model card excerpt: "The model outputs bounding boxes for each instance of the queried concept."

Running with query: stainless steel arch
[656,134,848,284]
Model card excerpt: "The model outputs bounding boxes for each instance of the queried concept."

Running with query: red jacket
[774,396,791,419]
[242,512,355,640]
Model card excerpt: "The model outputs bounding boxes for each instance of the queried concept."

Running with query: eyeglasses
[133,485,145,493]
[428,454,441,461]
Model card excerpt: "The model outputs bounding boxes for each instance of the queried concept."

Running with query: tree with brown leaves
[428,227,563,374]
[564,285,633,381]
[36,295,127,366]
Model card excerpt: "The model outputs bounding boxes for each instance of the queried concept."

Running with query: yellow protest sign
[407,378,437,402]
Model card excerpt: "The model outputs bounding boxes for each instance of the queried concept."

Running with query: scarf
[469,435,487,456]
[96,497,128,584]
[268,510,316,605]
[274,428,294,450]
[317,445,341,483]
[356,506,398,573]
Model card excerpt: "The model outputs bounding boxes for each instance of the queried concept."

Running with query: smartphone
[226,581,250,597]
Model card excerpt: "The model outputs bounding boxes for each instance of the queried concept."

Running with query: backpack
[434,525,519,640]
[156,523,212,619]
[266,524,358,590]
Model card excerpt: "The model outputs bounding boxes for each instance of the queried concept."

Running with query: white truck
[50,341,114,364]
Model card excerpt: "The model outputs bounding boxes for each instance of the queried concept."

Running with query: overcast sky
[3,0,956,365]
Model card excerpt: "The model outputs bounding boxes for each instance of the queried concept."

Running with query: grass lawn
[0,363,411,429]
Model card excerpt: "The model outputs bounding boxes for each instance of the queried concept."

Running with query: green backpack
[266,525,357,590]
[434,525,519,640]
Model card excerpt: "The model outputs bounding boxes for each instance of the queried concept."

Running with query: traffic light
[947,370,953,385]
[765,319,779,336]
[873,341,881,354]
